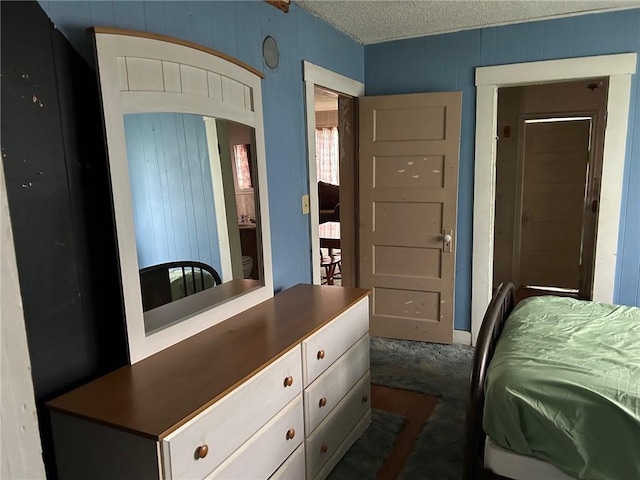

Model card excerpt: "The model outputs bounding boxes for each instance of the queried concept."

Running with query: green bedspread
[483,296,640,480]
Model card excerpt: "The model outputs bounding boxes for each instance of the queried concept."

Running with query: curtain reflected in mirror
[233,144,253,190]
[123,112,263,328]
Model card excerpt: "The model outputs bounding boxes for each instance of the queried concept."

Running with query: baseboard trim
[454,330,472,346]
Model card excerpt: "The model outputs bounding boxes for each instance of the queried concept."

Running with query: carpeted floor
[327,409,406,480]
[328,337,474,480]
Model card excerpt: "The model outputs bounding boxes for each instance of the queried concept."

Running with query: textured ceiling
[295,1,640,44]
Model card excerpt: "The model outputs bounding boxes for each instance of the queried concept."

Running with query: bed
[464,282,640,480]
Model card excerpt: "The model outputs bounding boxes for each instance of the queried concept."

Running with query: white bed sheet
[484,437,574,480]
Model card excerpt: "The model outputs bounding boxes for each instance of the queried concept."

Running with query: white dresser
[48,285,370,480]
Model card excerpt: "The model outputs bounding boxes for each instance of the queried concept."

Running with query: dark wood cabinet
[1,2,127,476]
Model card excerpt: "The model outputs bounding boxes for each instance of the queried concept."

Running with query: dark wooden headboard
[463,282,516,479]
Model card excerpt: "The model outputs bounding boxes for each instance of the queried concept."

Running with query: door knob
[440,230,453,253]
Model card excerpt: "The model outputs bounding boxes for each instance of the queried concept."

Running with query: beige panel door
[519,120,590,289]
[359,92,461,344]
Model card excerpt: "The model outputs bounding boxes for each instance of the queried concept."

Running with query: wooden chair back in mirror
[140,261,222,312]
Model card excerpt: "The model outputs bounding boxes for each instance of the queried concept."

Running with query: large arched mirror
[92,28,273,363]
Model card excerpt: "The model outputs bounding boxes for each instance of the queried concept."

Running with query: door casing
[303,62,364,285]
[472,53,637,345]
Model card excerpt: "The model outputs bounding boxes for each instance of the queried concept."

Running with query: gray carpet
[327,409,406,480]
[331,337,474,480]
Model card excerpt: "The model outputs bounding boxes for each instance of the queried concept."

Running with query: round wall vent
[262,36,279,70]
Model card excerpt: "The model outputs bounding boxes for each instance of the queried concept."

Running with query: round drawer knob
[317,350,325,360]
[319,397,327,408]
[286,428,296,440]
[283,376,294,387]
[320,443,328,454]
[195,444,209,459]
[362,395,369,404]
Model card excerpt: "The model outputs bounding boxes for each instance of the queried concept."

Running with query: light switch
[302,194,310,215]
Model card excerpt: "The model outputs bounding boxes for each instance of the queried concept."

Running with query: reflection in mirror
[233,144,253,190]
[122,112,263,334]
[92,28,273,362]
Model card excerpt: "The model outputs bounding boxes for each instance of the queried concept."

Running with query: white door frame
[303,61,364,284]
[472,52,637,345]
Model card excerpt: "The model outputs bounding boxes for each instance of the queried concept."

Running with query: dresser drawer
[162,345,302,480]
[302,297,369,386]
[207,395,303,479]
[269,443,305,480]
[304,334,369,434]
[312,412,371,480]
[305,372,371,479]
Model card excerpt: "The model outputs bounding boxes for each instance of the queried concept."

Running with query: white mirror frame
[92,28,273,363]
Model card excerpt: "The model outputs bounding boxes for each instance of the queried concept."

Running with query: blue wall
[366,9,640,330]
[39,0,364,292]
[124,113,222,272]
[40,2,640,332]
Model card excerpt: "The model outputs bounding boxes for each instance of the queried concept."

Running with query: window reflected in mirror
[233,144,253,190]
[122,112,263,333]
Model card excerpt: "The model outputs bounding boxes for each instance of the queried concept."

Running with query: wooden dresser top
[47,284,369,440]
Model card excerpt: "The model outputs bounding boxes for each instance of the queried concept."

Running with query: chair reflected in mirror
[140,261,222,311]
